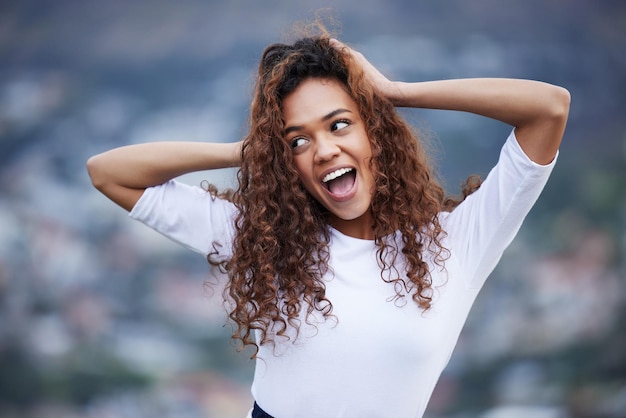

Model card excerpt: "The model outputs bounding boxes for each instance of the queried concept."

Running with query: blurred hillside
[0,1,624,417]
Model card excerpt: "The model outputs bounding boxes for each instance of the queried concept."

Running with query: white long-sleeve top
[129,131,557,418]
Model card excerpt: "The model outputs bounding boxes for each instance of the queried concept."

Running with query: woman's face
[282,77,375,240]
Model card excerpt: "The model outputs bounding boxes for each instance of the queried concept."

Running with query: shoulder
[130,180,238,257]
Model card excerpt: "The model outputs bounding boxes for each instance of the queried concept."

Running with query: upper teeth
[323,168,353,183]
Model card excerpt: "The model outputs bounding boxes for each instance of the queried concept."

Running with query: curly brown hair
[210,34,480,356]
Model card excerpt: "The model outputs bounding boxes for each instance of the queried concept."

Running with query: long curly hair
[211,34,480,355]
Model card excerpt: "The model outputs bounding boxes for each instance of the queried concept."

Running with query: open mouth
[322,168,356,196]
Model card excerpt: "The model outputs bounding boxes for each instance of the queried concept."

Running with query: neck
[328,211,375,240]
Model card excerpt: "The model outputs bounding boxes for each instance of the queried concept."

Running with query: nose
[314,134,340,164]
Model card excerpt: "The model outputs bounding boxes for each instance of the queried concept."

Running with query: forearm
[389,78,569,127]
[339,39,570,164]
[388,78,570,164]
[88,141,241,188]
[338,40,569,132]
[87,141,241,211]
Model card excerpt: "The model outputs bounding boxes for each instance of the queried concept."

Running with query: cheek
[292,157,313,183]
[363,141,378,178]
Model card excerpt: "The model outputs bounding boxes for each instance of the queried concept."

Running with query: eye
[290,136,308,149]
[331,119,350,132]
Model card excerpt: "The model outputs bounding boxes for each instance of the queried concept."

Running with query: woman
[87,34,569,418]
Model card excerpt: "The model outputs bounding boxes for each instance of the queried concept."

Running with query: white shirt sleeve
[128,180,237,261]
[442,130,558,289]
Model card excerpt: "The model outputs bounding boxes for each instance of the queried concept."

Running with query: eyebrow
[284,108,352,136]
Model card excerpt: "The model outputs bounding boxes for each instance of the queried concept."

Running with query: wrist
[384,82,411,107]
[230,141,243,167]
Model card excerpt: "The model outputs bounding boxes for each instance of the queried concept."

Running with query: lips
[322,167,353,183]
[322,167,357,199]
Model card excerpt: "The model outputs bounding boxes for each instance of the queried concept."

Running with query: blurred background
[0,0,624,417]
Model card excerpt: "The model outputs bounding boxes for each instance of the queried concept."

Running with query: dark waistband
[252,402,274,418]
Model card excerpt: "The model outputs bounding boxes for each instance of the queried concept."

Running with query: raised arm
[335,40,570,165]
[389,79,569,165]
[86,141,242,211]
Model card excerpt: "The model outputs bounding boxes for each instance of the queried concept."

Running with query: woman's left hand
[330,38,404,104]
